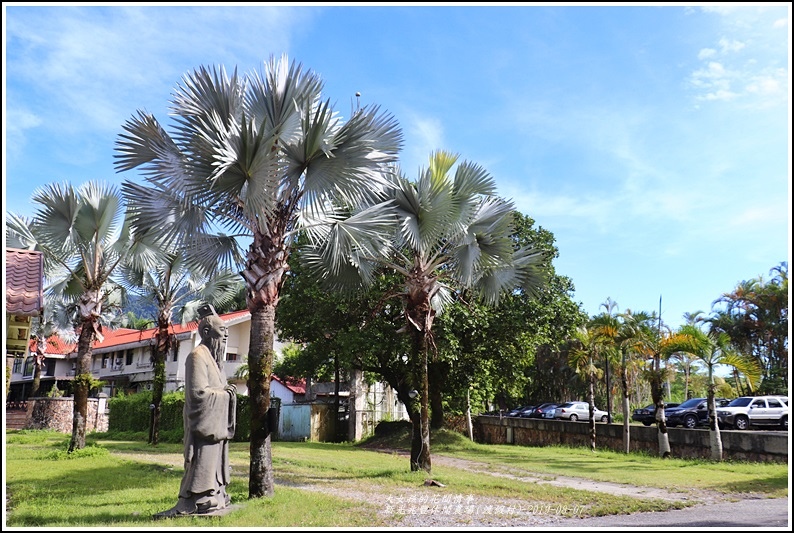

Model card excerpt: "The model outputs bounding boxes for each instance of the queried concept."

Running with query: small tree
[673,324,761,460]
[7,181,161,451]
[303,151,548,472]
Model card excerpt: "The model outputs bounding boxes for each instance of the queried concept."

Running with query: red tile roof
[31,310,252,356]
[5,248,45,316]
[272,375,306,395]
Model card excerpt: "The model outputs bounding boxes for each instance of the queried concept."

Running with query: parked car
[665,397,729,428]
[554,401,609,422]
[631,402,681,426]
[524,403,559,419]
[506,405,536,418]
[717,396,789,430]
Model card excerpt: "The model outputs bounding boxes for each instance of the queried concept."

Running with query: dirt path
[275,448,738,527]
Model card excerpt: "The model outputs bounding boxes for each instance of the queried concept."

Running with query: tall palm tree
[570,325,604,452]
[631,305,679,458]
[615,309,655,452]
[117,253,240,444]
[114,54,402,497]
[7,181,161,451]
[591,298,621,422]
[672,324,761,460]
[304,150,547,472]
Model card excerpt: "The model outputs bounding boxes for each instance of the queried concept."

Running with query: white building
[7,309,407,439]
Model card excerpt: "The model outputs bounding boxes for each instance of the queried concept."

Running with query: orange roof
[31,309,252,356]
[5,248,45,316]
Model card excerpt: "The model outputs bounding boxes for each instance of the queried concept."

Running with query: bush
[108,390,153,432]
[106,390,272,442]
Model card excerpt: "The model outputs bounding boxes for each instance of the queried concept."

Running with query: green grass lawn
[4,428,789,527]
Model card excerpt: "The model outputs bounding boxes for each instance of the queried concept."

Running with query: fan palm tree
[117,253,240,444]
[303,150,548,472]
[6,181,162,451]
[671,324,761,460]
[114,54,402,497]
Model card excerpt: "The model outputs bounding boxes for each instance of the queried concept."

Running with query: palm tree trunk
[651,354,670,458]
[69,323,96,452]
[149,318,171,445]
[605,360,612,424]
[248,305,276,498]
[588,367,596,452]
[621,353,630,453]
[31,355,44,398]
[410,330,431,473]
[707,364,723,461]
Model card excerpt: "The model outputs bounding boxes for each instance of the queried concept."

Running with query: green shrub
[106,390,266,442]
[41,443,110,460]
[108,390,153,432]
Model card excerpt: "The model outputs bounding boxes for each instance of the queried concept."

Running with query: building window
[226,352,238,362]
[126,349,133,366]
[172,344,179,362]
[13,357,23,374]
[23,356,35,377]
[102,354,109,369]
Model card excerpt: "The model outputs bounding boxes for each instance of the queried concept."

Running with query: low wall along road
[475,415,788,462]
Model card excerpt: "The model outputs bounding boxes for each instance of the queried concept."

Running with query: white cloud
[4,108,43,158]
[718,37,745,53]
[745,73,783,95]
[5,6,303,135]
[698,48,716,59]
[400,114,445,175]
[687,6,789,108]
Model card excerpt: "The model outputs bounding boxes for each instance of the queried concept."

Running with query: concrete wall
[475,415,788,463]
[24,397,109,434]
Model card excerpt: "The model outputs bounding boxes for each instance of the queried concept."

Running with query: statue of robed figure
[154,305,237,519]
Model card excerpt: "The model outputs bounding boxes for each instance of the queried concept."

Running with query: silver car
[554,401,609,422]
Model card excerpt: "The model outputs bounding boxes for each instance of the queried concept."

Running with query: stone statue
[154,307,237,519]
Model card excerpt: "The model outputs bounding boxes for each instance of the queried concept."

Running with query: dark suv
[632,402,680,426]
[665,397,730,428]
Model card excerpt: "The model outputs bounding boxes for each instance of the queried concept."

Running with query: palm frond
[30,182,81,253]
[74,181,122,245]
[182,232,243,276]
[6,213,38,250]
[121,181,214,248]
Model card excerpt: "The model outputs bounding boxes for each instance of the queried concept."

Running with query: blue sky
[3,3,791,330]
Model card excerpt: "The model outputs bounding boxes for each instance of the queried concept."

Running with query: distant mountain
[123,294,158,323]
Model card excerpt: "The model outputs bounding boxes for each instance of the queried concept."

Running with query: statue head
[198,311,228,366]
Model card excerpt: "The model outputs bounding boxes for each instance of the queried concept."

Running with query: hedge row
[108,391,280,443]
